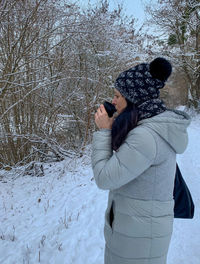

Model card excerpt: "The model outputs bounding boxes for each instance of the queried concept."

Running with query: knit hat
[114,57,172,120]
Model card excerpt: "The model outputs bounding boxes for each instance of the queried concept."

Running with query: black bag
[173,164,195,219]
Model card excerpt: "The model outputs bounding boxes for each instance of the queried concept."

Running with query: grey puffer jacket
[91,109,191,264]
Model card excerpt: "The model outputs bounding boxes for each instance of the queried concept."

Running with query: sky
[107,0,146,22]
[75,0,155,27]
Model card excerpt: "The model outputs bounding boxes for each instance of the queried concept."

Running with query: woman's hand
[95,104,114,129]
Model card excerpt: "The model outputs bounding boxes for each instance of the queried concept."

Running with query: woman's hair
[111,99,138,151]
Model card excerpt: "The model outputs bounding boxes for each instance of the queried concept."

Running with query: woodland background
[0,0,199,171]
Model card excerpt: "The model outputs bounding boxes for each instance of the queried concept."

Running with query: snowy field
[0,113,200,264]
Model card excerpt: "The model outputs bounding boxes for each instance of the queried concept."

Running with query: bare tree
[0,0,78,167]
[145,0,200,109]
[60,0,146,152]
[0,0,146,169]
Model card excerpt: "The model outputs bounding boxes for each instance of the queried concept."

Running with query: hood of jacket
[138,109,191,154]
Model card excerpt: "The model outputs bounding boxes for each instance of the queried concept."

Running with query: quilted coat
[91,109,191,264]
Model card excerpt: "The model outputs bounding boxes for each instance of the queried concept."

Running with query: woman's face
[112,89,127,114]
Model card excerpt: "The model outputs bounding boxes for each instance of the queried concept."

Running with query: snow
[0,116,200,264]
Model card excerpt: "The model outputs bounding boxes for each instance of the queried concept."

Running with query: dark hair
[111,99,138,151]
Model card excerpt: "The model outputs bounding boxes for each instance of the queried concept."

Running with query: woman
[91,58,191,264]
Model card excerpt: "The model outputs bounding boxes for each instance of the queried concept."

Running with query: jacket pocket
[109,201,114,228]
[105,200,115,230]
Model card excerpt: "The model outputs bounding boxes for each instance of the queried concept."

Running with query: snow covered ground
[0,113,200,264]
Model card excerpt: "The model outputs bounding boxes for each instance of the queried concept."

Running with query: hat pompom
[150,57,172,82]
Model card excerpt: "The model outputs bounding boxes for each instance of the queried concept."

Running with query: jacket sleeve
[91,126,156,190]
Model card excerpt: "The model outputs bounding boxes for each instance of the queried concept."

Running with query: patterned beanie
[114,57,172,120]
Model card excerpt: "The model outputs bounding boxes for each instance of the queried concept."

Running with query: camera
[103,101,116,117]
